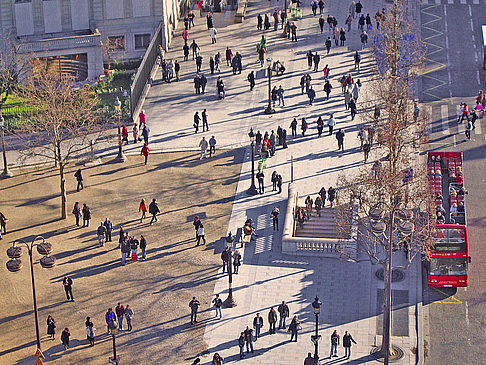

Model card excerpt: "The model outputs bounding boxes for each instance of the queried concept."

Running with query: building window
[15,0,32,3]
[108,36,125,50]
[134,34,151,50]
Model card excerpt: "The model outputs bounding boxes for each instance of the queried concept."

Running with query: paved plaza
[0,0,426,364]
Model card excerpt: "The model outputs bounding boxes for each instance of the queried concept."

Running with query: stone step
[294,231,341,238]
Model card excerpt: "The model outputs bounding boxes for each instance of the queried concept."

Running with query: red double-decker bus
[428,224,469,287]
[427,152,470,287]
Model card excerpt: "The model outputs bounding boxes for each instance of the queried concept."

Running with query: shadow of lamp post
[6,237,57,351]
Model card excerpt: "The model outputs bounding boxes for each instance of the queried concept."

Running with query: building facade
[0,0,180,80]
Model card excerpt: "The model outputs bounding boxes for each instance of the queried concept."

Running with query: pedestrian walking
[290,118,298,136]
[307,87,316,105]
[273,10,279,30]
[328,186,336,207]
[325,37,332,54]
[221,246,230,273]
[288,316,300,342]
[290,22,297,42]
[319,187,327,206]
[253,313,264,339]
[268,307,277,334]
[349,99,358,121]
[141,143,150,165]
[142,124,150,145]
[330,330,340,358]
[212,294,223,318]
[201,109,209,131]
[183,42,190,61]
[133,235,144,262]
[346,13,353,32]
[82,203,91,227]
[319,15,325,33]
[328,114,336,135]
[343,331,357,359]
[194,112,200,133]
[336,129,345,151]
[121,237,130,265]
[225,46,233,66]
[278,301,290,329]
[105,308,116,333]
[244,326,254,354]
[74,168,84,192]
[47,315,56,339]
[149,198,160,225]
[340,28,346,46]
[199,137,208,159]
[358,127,368,149]
[72,202,81,226]
[271,206,280,231]
[62,276,74,301]
[209,56,215,74]
[207,136,216,158]
[458,102,470,123]
[233,249,241,273]
[129,235,139,260]
[313,53,320,72]
[247,71,255,90]
[277,174,283,194]
[86,317,95,346]
[256,169,264,194]
[354,50,361,71]
[257,13,263,30]
[139,199,147,222]
[132,124,139,144]
[334,26,339,46]
[189,297,200,325]
[196,222,206,245]
[123,305,133,331]
[115,303,125,330]
[311,0,318,16]
[61,328,70,350]
[195,53,203,73]
[307,50,313,69]
[323,80,332,100]
[322,64,330,81]
[238,332,246,359]
[121,124,129,144]
[277,85,285,106]
[466,121,472,140]
[317,116,324,137]
[363,140,371,162]
[360,31,368,49]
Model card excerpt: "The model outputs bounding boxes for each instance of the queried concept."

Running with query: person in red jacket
[121,124,129,144]
[141,143,150,165]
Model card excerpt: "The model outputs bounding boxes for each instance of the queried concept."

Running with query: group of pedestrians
[119,226,148,264]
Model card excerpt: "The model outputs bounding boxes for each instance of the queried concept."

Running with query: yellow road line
[431,287,463,304]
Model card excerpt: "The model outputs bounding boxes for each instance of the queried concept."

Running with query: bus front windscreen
[429,257,468,276]
[432,228,467,252]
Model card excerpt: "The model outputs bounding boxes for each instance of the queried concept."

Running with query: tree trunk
[59,162,67,219]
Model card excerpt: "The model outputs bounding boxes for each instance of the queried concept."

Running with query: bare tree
[18,70,103,219]
[335,0,431,362]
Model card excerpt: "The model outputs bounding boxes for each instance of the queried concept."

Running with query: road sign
[34,349,45,359]
[35,358,43,365]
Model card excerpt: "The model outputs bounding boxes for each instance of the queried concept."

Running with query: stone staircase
[294,207,352,239]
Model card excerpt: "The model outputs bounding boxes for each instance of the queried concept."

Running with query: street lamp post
[247,128,259,195]
[264,65,275,115]
[223,243,237,308]
[108,320,119,364]
[5,237,57,351]
[369,205,414,364]
[282,0,288,38]
[311,296,322,361]
[0,113,13,178]
[114,97,126,162]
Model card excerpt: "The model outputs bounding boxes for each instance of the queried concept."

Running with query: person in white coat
[210,27,218,44]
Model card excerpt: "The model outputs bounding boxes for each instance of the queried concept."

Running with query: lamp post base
[247,184,259,195]
[264,106,275,114]
[223,293,237,308]
[0,170,13,178]
[115,152,126,162]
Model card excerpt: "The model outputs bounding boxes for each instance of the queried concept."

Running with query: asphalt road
[420,1,486,364]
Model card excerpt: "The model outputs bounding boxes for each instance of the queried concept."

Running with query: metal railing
[129,22,163,119]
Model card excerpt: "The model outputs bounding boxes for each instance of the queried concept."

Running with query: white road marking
[453,133,457,146]
[465,301,470,326]
[474,112,482,134]
[477,70,481,85]
[435,0,441,4]
[475,52,479,62]
[472,35,475,42]
[441,104,449,135]
[426,105,434,135]
[473,0,479,4]
[444,4,448,17]
[468,4,472,16]
[448,0,453,3]
[445,35,449,49]
[470,19,474,32]
[460,0,467,4]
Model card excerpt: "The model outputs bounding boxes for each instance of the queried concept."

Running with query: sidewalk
[134,1,423,364]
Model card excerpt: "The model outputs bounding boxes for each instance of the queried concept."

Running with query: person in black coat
[343,331,357,359]
[74,169,83,192]
[148,199,160,225]
[47,315,56,339]
[61,328,70,350]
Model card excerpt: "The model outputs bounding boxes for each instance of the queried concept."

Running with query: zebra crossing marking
[440,104,449,135]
